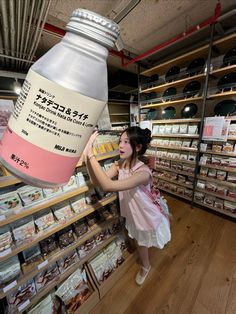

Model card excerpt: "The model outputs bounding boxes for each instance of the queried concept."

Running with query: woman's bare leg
[137,245,150,275]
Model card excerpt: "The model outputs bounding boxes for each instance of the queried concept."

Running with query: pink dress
[118,161,171,248]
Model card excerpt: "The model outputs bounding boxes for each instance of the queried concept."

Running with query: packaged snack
[70,194,87,214]
[75,172,86,188]
[40,235,58,258]
[35,264,59,291]
[216,170,227,181]
[199,154,211,165]
[180,153,188,160]
[28,295,54,314]
[11,216,35,243]
[212,144,222,152]
[62,175,78,192]
[53,201,74,222]
[214,199,224,210]
[204,196,215,206]
[42,186,63,199]
[172,125,180,134]
[34,209,56,232]
[224,201,236,213]
[115,234,128,251]
[152,125,159,135]
[184,189,193,198]
[0,190,22,216]
[188,154,196,162]
[0,225,13,252]
[197,181,205,189]
[215,186,228,196]
[191,140,198,148]
[179,124,188,134]
[227,172,236,183]
[104,241,124,269]
[200,167,208,177]
[86,213,99,230]
[182,140,191,147]
[208,169,217,178]
[89,251,113,283]
[228,124,236,136]
[165,125,172,134]
[221,158,231,167]
[77,237,96,258]
[223,142,234,152]
[58,227,76,249]
[188,124,198,134]
[85,188,98,205]
[94,229,110,245]
[57,250,79,274]
[22,245,43,273]
[227,190,236,199]
[177,175,186,183]
[17,186,44,206]
[205,182,217,192]
[159,125,165,134]
[73,219,89,238]
[212,156,221,165]
[228,158,236,168]
[176,187,185,195]
[7,279,36,312]
[175,140,183,147]
[55,268,92,313]
[195,192,205,202]
[0,256,21,285]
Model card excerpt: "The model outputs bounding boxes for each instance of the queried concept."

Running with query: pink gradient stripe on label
[0,128,79,184]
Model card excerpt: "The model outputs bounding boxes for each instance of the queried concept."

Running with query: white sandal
[135,265,151,285]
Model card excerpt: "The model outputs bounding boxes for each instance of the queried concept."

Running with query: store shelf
[157,186,192,201]
[151,144,197,152]
[0,218,119,299]
[140,73,205,94]
[141,33,236,77]
[155,165,195,177]
[0,185,90,227]
[111,122,129,125]
[76,151,119,167]
[197,175,236,189]
[151,118,201,124]
[156,155,195,165]
[0,176,21,188]
[199,163,236,173]
[210,64,236,78]
[200,150,236,157]
[152,134,199,138]
[155,175,193,189]
[140,96,203,109]
[194,200,236,219]
[208,90,236,99]
[109,113,130,116]
[16,233,121,313]
[0,194,117,262]
[196,188,236,202]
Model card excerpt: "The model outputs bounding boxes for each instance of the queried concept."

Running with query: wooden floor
[91,194,236,314]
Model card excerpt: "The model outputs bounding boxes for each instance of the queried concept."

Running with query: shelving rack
[139,31,236,219]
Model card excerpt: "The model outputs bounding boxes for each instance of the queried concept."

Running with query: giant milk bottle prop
[0,9,120,187]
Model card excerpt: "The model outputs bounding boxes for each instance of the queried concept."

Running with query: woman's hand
[83,131,99,158]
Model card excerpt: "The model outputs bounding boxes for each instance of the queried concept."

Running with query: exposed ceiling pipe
[9,0,15,63]
[123,2,222,67]
[0,0,10,67]
[18,0,30,67]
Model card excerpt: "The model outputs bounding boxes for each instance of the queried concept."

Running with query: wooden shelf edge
[152,134,199,138]
[151,118,201,124]
[151,144,197,152]
[154,167,195,178]
[157,187,192,201]
[195,188,236,203]
[140,96,203,108]
[0,194,118,262]
[197,175,236,189]
[201,150,236,157]
[155,155,195,165]
[155,176,193,189]
[199,163,236,173]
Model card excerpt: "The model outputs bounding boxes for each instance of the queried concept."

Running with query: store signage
[203,117,230,141]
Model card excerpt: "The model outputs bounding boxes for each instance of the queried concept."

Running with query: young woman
[84,127,171,285]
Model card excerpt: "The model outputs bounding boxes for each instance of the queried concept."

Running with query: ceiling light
[184,106,190,112]
[13,79,21,95]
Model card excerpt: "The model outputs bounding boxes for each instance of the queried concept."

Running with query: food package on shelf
[228,158,236,168]
[199,154,211,165]
[57,250,79,274]
[28,294,55,314]
[62,175,78,192]
[188,154,196,162]
[228,123,236,136]
[55,268,92,314]
[115,234,129,251]
[204,195,215,207]
[212,156,221,165]
[0,256,21,286]
[227,190,236,199]
[188,124,198,134]
[179,124,188,134]
[197,180,205,190]
[184,189,193,198]
[205,182,217,192]
[182,140,191,147]
[158,125,166,134]
[70,194,87,214]
[176,187,185,195]
[208,169,217,178]
[222,142,234,152]
[35,263,60,291]
[214,198,224,210]
[85,188,98,205]
[53,201,74,223]
[22,245,43,273]
[97,206,113,221]
[195,192,205,202]
[40,235,59,258]
[17,186,44,206]
[89,251,113,284]
[0,225,13,252]
[200,167,208,177]
[165,125,172,134]
[191,140,198,148]
[215,186,228,196]
[224,200,236,213]
[227,172,236,183]
[77,237,96,259]
[172,125,180,134]
[11,216,36,243]
[42,186,63,199]
[75,172,86,188]
[216,170,227,181]
[212,143,222,152]
[109,218,122,234]
[94,229,110,245]
[57,226,76,249]
[103,241,124,270]
[152,125,159,135]
[7,279,36,313]
[34,209,56,232]
[86,213,99,230]
[73,219,89,238]
[0,190,22,216]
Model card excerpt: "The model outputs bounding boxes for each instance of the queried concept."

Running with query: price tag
[0,215,6,221]
[3,280,17,293]
[18,299,30,312]
[37,259,48,270]
[0,247,12,257]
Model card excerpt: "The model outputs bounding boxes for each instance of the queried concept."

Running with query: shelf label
[0,215,6,221]
[18,299,30,312]
[3,280,17,293]
[37,259,48,270]
[0,247,12,257]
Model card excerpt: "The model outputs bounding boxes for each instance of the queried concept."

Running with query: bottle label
[0,69,105,184]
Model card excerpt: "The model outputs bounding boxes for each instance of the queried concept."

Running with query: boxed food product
[35,264,60,291]
[204,196,215,206]
[179,124,188,134]
[197,181,205,189]
[188,154,196,162]
[0,190,22,216]
[42,186,63,199]
[182,140,191,147]
[214,198,224,210]
[176,187,185,195]
[200,167,208,177]
[73,219,89,238]
[62,175,78,192]
[11,216,35,243]
[227,172,236,183]
[195,192,205,202]
[89,251,113,284]
[115,234,128,251]
[94,229,110,245]
[208,169,217,178]
[223,142,234,152]
[17,186,44,206]
[152,125,159,135]
[212,156,221,165]
[228,123,236,136]
[184,189,193,198]
[212,144,222,152]
[0,225,13,252]
[57,227,76,249]
[40,235,58,258]
[188,124,198,134]
[53,201,74,222]
[86,213,99,230]
[215,186,228,196]
[22,245,43,273]
[70,194,87,214]
[75,172,86,188]
[57,250,79,274]
[216,170,227,181]
[172,125,180,134]
[224,200,236,213]
[103,241,124,269]
[227,190,236,199]
[205,182,217,192]
[34,209,56,232]
[55,268,92,314]
[0,256,21,286]
[77,237,96,259]
[191,140,198,148]
[165,125,172,134]
[28,294,55,314]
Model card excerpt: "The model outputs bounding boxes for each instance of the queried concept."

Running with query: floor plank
[91,194,236,314]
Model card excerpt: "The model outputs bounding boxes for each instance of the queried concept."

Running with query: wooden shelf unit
[196,188,236,202]
[154,166,195,178]
[157,186,192,201]
[151,118,201,124]
[155,175,193,189]
[140,96,203,109]
[197,175,236,189]
[210,64,236,78]
[194,200,236,219]
[208,90,236,99]
[151,144,197,152]
[152,134,199,138]
[199,163,236,173]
